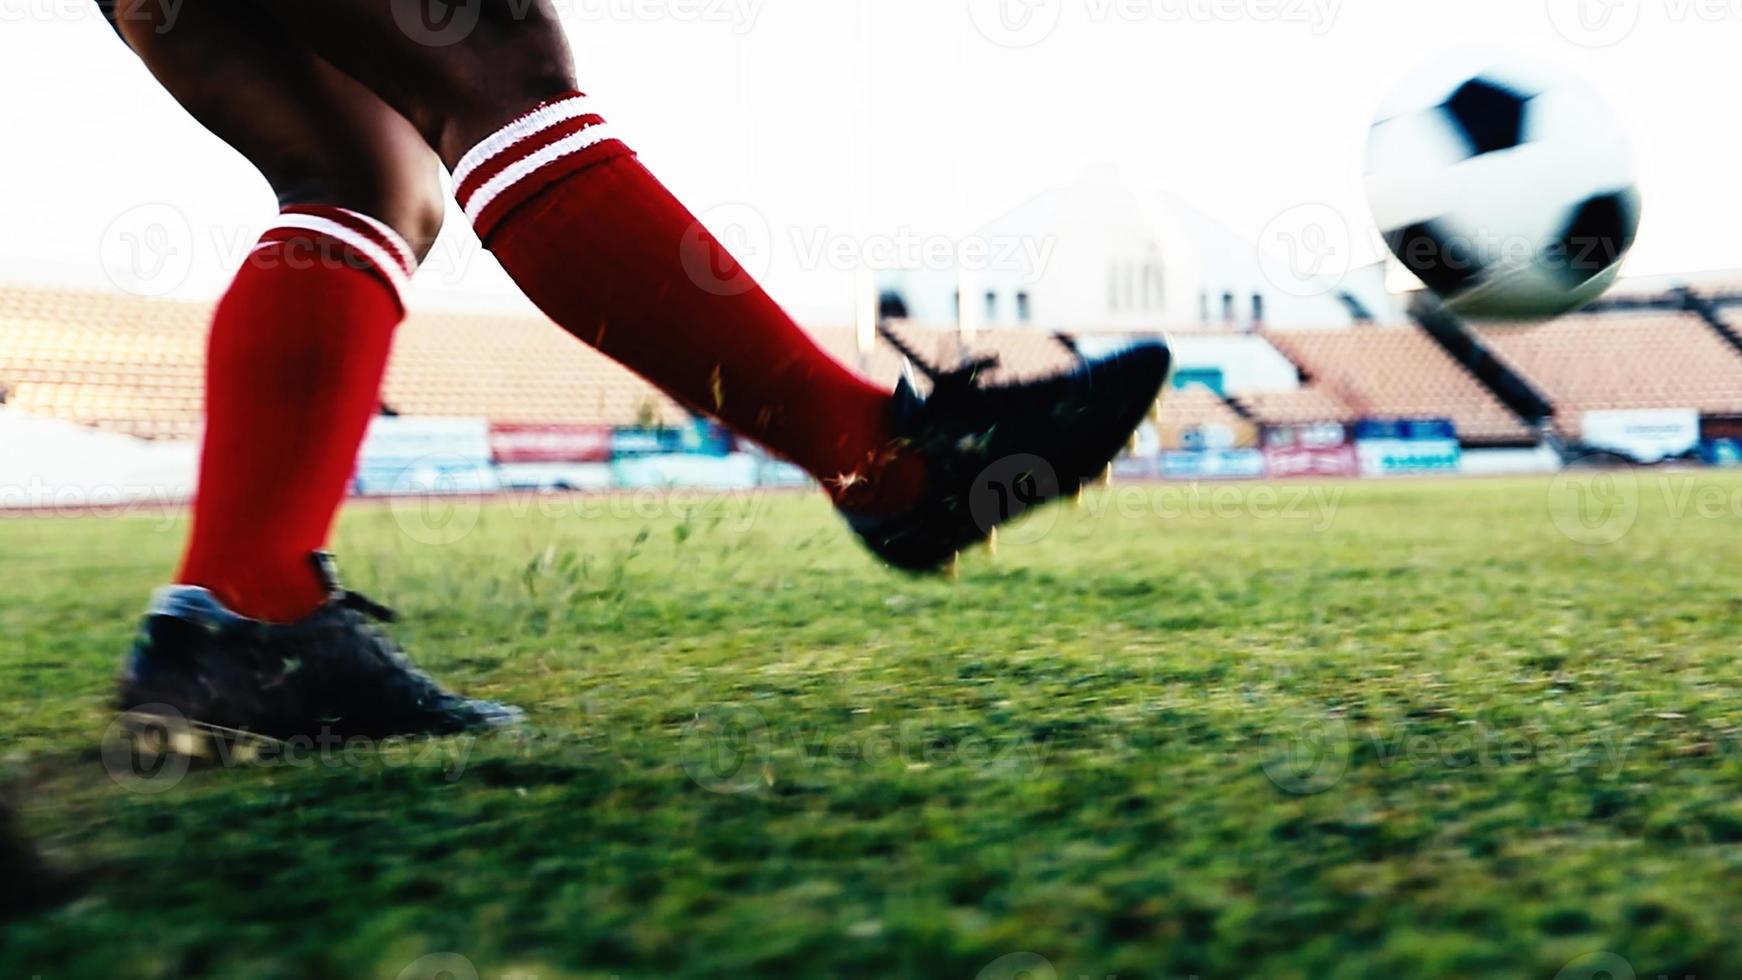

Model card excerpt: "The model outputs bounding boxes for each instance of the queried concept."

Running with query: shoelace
[878,324,1000,394]
[339,591,400,624]
[876,324,1088,398]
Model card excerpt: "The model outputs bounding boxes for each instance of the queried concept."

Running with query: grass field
[4,473,1742,979]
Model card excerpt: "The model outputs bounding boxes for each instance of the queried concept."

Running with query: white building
[876,167,1401,334]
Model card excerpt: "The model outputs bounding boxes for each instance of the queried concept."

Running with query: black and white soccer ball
[1366,57,1641,319]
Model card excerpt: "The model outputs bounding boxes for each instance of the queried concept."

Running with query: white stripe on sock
[452,95,601,195]
[337,209,417,276]
[267,214,412,302]
[462,123,621,225]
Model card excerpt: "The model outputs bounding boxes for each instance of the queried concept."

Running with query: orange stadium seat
[1160,385,1258,449]
[1262,325,1536,445]
[1233,386,1357,428]
[1475,311,1742,439]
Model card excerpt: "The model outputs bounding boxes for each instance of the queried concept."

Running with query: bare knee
[275,163,447,264]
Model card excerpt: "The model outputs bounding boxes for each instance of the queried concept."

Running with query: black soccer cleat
[846,329,1172,573]
[117,554,522,742]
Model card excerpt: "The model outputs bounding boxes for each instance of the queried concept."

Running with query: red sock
[176,206,414,623]
[453,92,924,514]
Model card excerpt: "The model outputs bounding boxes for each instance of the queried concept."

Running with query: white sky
[1,0,1736,322]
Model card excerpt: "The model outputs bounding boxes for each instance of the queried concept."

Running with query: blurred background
[6,0,1742,500]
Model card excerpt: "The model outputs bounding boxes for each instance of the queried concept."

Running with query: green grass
[5,474,1742,978]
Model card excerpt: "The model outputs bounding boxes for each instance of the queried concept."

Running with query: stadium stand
[1160,385,1258,449]
[381,310,688,428]
[0,286,696,438]
[1475,311,1742,439]
[17,279,1742,456]
[0,288,1127,442]
[0,288,207,440]
[1262,325,1538,445]
[1233,386,1357,427]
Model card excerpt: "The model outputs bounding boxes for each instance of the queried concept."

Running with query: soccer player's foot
[846,331,1173,573]
[117,554,522,742]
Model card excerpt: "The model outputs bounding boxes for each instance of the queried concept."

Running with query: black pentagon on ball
[1439,77,1534,158]
[1543,190,1641,287]
[1384,219,1485,298]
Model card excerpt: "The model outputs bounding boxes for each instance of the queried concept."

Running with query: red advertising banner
[1263,423,1358,478]
[1264,444,1360,479]
[490,424,614,464]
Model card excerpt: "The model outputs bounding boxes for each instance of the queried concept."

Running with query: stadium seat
[1262,324,1536,444]
[1475,311,1742,438]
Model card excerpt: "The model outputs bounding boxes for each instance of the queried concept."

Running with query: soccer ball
[1365,55,1641,319]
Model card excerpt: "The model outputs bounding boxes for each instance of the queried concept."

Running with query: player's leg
[108,1,515,736]
[113,0,441,623]
[249,1,1173,569]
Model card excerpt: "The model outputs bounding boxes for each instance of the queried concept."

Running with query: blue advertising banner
[1161,450,1266,481]
[355,417,499,496]
[612,421,734,458]
[1354,418,1460,477]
